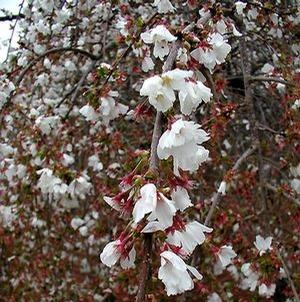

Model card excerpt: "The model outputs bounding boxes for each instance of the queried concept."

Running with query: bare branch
[0,13,25,22]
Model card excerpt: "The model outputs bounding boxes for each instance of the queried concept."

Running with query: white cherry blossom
[216,245,237,267]
[258,283,276,298]
[153,0,175,14]
[178,80,212,115]
[240,263,259,291]
[166,221,213,255]
[100,239,136,269]
[141,25,177,60]
[157,119,210,175]
[140,75,175,112]
[158,250,202,296]
[191,33,231,73]
[170,186,192,211]
[132,183,176,230]
[235,1,247,15]
[254,235,273,255]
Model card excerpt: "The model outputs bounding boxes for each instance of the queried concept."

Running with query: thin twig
[265,184,300,207]
[3,0,25,63]
[251,76,293,86]
[63,60,98,120]
[204,144,257,226]
[276,250,300,302]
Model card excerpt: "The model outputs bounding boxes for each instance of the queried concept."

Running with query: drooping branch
[135,40,181,302]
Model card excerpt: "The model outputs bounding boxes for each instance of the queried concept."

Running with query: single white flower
[99,91,128,125]
[71,217,85,230]
[178,80,212,115]
[35,115,60,135]
[210,33,231,65]
[235,1,247,15]
[216,245,237,267]
[100,239,136,269]
[68,176,92,199]
[140,75,175,112]
[191,33,231,73]
[258,283,276,298]
[132,183,157,223]
[161,69,193,90]
[153,0,175,14]
[140,69,193,112]
[240,263,259,291]
[216,20,227,34]
[0,205,16,228]
[157,119,210,175]
[79,105,100,122]
[170,186,193,211]
[132,183,176,230]
[141,56,155,72]
[167,221,213,255]
[254,235,273,256]
[158,251,202,296]
[141,25,177,60]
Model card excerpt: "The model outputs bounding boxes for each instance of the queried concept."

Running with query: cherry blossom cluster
[100,175,213,295]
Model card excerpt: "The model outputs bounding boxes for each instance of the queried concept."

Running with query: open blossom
[240,263,259,291]
[170,186,192,211]
[166,221,213,255]
[100,238,136,269]
[140,75,175,112]
[178,80,212,115]
[132,183,176,231]
[216,245,237,267]
[79,104,99,121]
[254,235,273,256]
[140,69,193,112]
[141,25,177,60]
[258,283,276,298]
[35,115,60,135]
[100,91,128,125]
[158,250,202,296]
[153,0,175,14]
[235,1,247,15]
[191,33,231,72]
[36,168,68,197]
[157,119,209,175]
